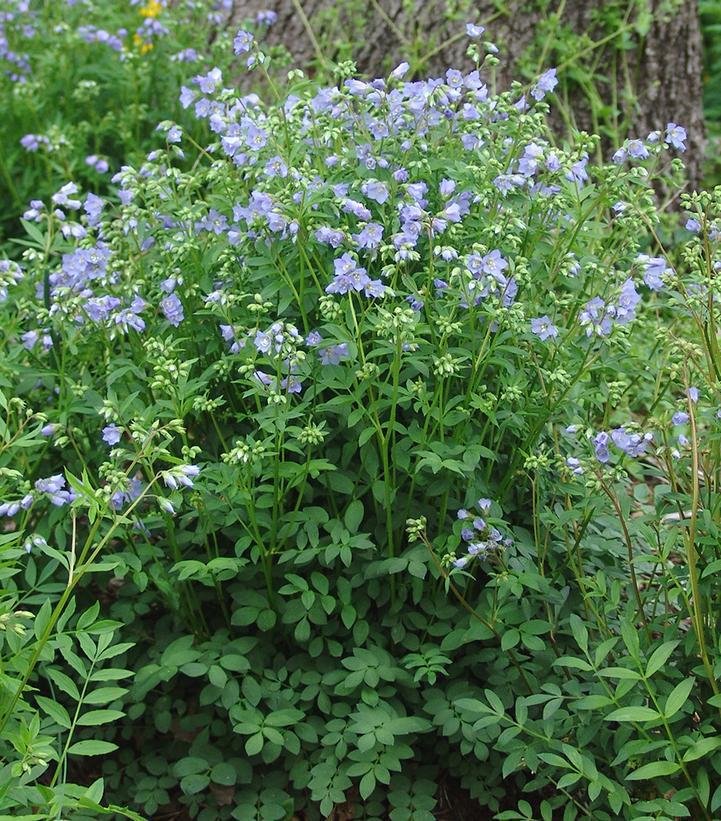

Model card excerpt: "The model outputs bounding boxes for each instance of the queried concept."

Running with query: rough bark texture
[232,0,704,187]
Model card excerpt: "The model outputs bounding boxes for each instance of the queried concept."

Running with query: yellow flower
[139,0,163,18]
[133,32,154,54]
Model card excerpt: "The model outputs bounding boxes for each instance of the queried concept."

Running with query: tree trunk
[233,0,704,188]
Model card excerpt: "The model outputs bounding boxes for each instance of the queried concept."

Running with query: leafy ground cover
[2,2,721,820]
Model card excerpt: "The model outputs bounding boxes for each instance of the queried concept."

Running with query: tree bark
[233,0,704,188]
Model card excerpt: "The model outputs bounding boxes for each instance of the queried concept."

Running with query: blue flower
[626,139,649,160]
[593,432,610,463]
[254,329,273,355]
[611,428,651,457]
[162,465,200,490]
[318,344,349,366]
[52,182,81,210]
[445,69,464,89]
[518,143,544,176]
[566,457,584,475]
[467,542,488,557]
[35,475,75,506]
[361,180,389,204]
[84,193,104,227]
[316,227,346,248]
[161,293,184,327]
[264,155,288,178]
[665,122,687,152]
[0,494,33,517]
[565,154,589,185]
[479,249,508,278]
[615,278,640,325]
[390,62,410,80]
[530,315,558,341]
[256,10,277,25]
[20,134,49,152]
[194,67,223,94]
[102,425,122,446]
[439,179,456,198]
[159,498,175,515]
[353,222,384,250]
[638,254,672,291]
[110,478,144,511]
[530,68,558,101]
[579,296,613,337]
[325,254,385,298]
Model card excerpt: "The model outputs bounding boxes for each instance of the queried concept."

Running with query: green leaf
[262,726,283,746]
[209,664,227,688]
[35,696,71,729]
[712,782,721,814]
[621,620,640,659]
[573,695,612,710]
[407,560,426,579]
[568,614,588,653]
[258,609,277,631]
[77,602,101,631]
[598,667,641,680]
[34,600,52,642]
[359,771,376,800]
[594,637,618,668]
[84,687,128,705]
[341,605,356,629]
[605,706,660,722]
[645,641,679,678]
[557,772,581,789]
[161,636,198,667]
[455,698,485,713]
[245,732,264,755]
[384,716,431,734]
[537,753,572,769]
[664,678,694,719]
[344,500,364,533]
[626,760,680,780]
[68,740,118,757]
[554,656,592,672]
[77,709,125,726]
[46,668,80,701]
[484,690,505,715]
[180,774,210,795]
[173,757,208,777]
[501,629,520,651]
[683,736,721,762]
[522,619,550,635]
[211,762,237,786]
[97,642,134,661]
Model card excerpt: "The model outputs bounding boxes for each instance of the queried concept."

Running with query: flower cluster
[592,428,654,463]
[452,499,511,568]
